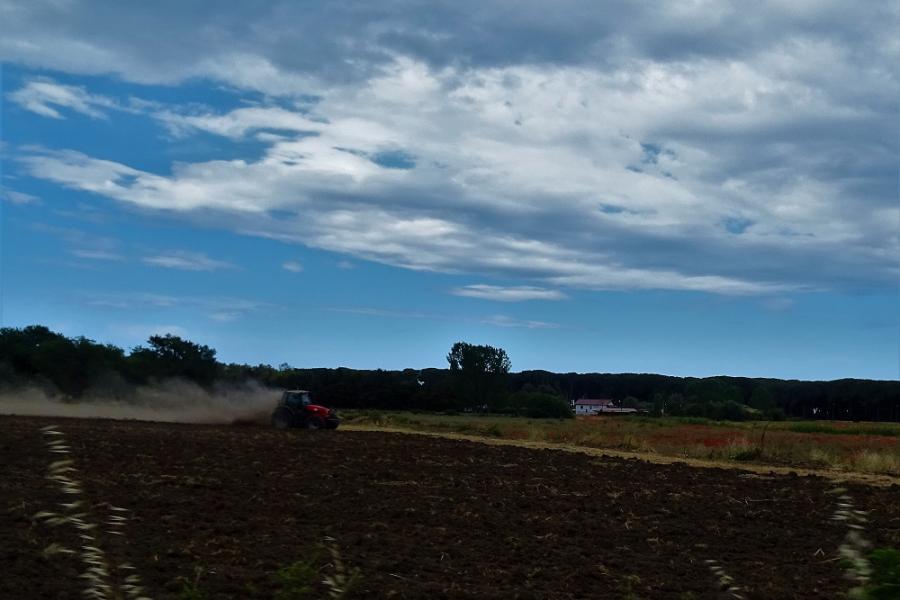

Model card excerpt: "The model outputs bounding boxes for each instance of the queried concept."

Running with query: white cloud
[157,106,323,139]
[85,293,180,309]
[7,4,897,296]
[209,311,240,322]
[70,248,123,261]
[84,292,268,323]
[2,2,894,99]
[1,189,39,204]
[452,285,567,302]
[281,260,303,273]
[329,306,560,330]
[9,78,120,119]
[331,307,435,319]
[30,222,123,262]
[480,315,559,329]
[142,251,236,271]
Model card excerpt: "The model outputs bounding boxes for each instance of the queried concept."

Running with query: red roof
[574,398,614,406]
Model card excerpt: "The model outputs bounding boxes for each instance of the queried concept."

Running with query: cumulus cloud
[3,2,896,92]
[6,1,898,296]
[453,285,567,302]
[282,260,303,272]
[142,251,236,271]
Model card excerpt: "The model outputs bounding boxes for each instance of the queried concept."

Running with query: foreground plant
[274,552,320,600]
[274,541,361,600]
[322,542,361,599]
[863,549,900,599]
[830,487,900,599]
[34,424,153,600]
[831,488,873,592]
[702,559,745,600]
[176,566,208,600]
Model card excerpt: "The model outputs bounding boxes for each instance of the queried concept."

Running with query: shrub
[509,391,574,419]
[273,544,360,600]
[274,552,322,600]
[484,424,503,437]
[366,410,386,425]
[864,548,900,600]
[731,446,762,462]
[177,567,208,600]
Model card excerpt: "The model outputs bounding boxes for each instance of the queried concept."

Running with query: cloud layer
[452,285,567,302]
[141,251,236,272]
[5,1,898,296]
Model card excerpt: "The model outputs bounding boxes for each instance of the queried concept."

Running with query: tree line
[1,325,898,422]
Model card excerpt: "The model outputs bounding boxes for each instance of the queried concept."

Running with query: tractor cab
[272,390,340,430]
[283,390,311,409]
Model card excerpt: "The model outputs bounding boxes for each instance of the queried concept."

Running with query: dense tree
[1,325,898,421]
[0,326,125,396]
[507,385,573,418]
[127,334,219,387]
[447,342,511,411]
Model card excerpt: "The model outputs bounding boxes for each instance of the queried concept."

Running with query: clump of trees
[447,341,511,412]
[128,334,219,387]
[649,378,782,421]
[506,385,573,419]
[1,325,898,422]
[446,342,573,418]
[0,325,218,397]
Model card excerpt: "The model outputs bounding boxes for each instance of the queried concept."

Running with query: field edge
[342,423,900,487]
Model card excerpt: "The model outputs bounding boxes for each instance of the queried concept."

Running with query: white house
[573,398,615,415]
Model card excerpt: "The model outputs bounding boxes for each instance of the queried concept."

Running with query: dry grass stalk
[322,540,361,599]
[829,487,873,595]
[703,559,746,599]
[35,425,154,600]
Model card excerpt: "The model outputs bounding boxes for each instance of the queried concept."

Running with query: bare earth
[3,415,899,599]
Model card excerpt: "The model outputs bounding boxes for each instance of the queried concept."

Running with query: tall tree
[127,334,218,387]
[447,342,511,411]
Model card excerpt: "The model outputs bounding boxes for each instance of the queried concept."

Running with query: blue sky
[0,1,897,379]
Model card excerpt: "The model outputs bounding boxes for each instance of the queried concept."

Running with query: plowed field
[2,415,899,599]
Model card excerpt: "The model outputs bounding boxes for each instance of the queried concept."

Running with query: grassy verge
[340,410,900,476]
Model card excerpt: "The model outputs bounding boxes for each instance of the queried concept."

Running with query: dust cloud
[0,380,279,425]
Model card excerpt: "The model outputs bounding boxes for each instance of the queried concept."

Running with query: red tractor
[271,390,340,430]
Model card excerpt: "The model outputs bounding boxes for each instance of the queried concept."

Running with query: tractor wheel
[271,407,294,429]
[306,416,325,430]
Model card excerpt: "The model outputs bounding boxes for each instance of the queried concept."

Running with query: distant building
[597,407,639,414]
[572,398,640,415]
[573,398,615,415]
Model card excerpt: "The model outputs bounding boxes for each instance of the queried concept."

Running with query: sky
[0,0,897,380]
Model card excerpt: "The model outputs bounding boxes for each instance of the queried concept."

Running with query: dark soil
[2,415,899,599]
